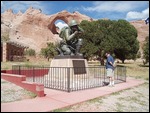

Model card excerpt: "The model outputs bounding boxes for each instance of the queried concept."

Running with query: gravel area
[1,79,37,103]
[1,78,149,112]
[54,80,149,112]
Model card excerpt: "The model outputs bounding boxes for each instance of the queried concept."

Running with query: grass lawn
[1,58,149,112]
[117,61,149,80]
[1,59,149,80]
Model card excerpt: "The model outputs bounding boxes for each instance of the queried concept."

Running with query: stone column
[2,42,7,62]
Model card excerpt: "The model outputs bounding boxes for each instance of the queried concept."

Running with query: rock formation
[1,7,93,53]
[130,20,149,57]
[1,7,149,55]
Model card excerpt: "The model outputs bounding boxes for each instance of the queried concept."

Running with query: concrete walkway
[1,77,145,112]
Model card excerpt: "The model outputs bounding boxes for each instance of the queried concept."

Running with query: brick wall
[1,73,45,97]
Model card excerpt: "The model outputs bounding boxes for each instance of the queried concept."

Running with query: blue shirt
[106,55,114,70]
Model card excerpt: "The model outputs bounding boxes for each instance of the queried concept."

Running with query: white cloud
[1,1,5,11]
[126,8,149,20]
[19,1,40,5]
[1,1,49,14]
[83,1,147,13]
[56,22,68,30]
[1,1,3,6]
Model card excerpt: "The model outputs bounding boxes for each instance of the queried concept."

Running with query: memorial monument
[50,19,88,76]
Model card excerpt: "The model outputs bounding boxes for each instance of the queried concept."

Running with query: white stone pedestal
[49,55,89,76]
[44,56,89,89]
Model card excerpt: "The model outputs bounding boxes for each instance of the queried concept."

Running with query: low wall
[1,73,45,97]
[18,69,49,77]
[1,70,12,74]
[1,69,49,77]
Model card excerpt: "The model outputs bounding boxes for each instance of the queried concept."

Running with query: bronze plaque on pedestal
[72,60,86,74]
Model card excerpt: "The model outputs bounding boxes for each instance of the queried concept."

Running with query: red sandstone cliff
[1,7,92,53]
[130,20,149,53]
[1,7,149,54]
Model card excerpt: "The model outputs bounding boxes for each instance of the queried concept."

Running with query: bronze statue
[57,19,84,56]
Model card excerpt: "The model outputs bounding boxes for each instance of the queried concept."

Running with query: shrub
[25,49,36,56]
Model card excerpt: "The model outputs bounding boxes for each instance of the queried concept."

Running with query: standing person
[58,19,84,56]
[105,52,115,87]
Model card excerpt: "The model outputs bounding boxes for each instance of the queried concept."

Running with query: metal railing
[12,65,126,92]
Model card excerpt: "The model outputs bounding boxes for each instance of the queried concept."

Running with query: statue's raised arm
[58,19,84,56]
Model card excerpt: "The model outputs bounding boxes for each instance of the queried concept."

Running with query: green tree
[40,42,58,61]
[79,19,139,63]
[1,32,10,42]
[136,51,141,58]
[113,19,139,63]
[97,20,117,54]
[143,36,149,64]
[25,49,35,56]
[80,20,107,60]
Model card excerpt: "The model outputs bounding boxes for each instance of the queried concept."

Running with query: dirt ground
[1,77,149,112]
[54,79,149,112]
[1,79,36,103]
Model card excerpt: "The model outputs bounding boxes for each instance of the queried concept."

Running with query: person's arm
[65,29,78,41]
[109,61,113,66]
[108,57,114,67]
[78,27,84,33]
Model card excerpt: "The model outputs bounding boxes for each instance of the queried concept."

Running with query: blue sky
[1,1,149,29]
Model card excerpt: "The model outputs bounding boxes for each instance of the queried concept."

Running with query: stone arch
[48,16,71,34]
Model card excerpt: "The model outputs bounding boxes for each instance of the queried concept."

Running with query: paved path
[1,77,144,112]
